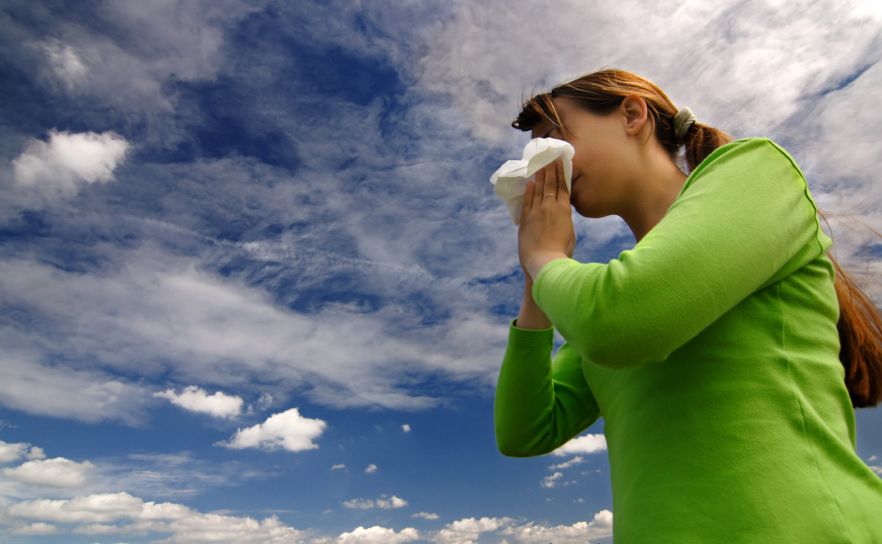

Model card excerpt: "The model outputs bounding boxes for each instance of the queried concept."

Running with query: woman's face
[531,97,635,219]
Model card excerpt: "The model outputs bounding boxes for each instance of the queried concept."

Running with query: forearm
[516,277,552,330]
[495,325,601,458]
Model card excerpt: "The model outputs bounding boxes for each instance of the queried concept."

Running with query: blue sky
[1,0,881,542]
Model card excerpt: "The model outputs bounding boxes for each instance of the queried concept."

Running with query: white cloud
[551,434,607,457]
[331,464,346,470]
[218,408,326,452]
[402,424,411,432]
[412,512,439,520]
[11,522,63,535]
[8,493,188,524]
[434,516,513,544]
[154,386,243,418]
[540,472,563,489]
[0,248,510,422]
[6,491,308,543]
[12,129,130,196]
[0,348,146,424]
[2,458,94,488]
[869,455,878,462]
[549,456,583,470]
[0,441,46,463]
[338,526,420,544]
[365,464,377,474]
[419,0,882,145]
[343,496,407,510]
[505,510,613,544]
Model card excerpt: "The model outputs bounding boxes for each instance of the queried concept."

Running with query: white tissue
[489,138,575,225]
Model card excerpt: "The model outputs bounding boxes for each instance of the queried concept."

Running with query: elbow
[496,437,533,458]
[495,424,557,458]
[495,421,551,458]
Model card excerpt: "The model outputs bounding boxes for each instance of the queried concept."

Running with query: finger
[555,159,569,205]
[521,181,535,220]
[538,163,556,204]
[534,165,546,203]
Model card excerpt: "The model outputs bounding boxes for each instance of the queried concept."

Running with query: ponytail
[826,242,882,407]
[513,68,882,407]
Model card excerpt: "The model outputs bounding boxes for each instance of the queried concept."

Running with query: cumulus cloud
[504,510,613,544]
[365,464,377,474]
[540,472,563,489]
[154,386,244,418]
[6,491,308,543]
[412,512,439,520]
[0,441,46,463]
[434,516,513,544]
[331,464,346,470]
[343,496,408,510]
[551,434,607,457]
[12,130,130,196]
[2,458,94,488]
[338,526,420,544]
[218,408,326,452]
[402,424,411,432]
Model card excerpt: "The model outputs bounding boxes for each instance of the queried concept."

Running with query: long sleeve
[532,138,829,369]
[494,321,600,457]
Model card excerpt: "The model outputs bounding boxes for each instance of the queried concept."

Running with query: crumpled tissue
[489,138,574,225]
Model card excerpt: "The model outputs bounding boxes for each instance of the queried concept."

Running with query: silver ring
[544,194,556,197]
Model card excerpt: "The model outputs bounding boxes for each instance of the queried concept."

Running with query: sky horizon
[1,1,881,543]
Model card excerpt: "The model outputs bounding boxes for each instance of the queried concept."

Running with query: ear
[620,95,649,136]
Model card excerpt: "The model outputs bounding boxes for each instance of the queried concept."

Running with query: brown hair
[512,69,731,171]
[513,68,882,408]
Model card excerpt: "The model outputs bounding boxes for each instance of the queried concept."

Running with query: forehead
[530,96,577,139]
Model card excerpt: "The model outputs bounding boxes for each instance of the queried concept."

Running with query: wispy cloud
[549,456,584,470]
[342,496,407,509]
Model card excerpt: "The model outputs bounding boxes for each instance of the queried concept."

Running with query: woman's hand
[518,159,576,280]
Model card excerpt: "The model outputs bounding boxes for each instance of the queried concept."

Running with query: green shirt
[494,138,882,543]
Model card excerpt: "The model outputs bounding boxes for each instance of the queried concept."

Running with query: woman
[494,69,882,543]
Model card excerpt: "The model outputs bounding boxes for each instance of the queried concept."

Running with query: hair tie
[673,107,696,143]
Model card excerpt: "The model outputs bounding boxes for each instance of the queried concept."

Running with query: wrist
[525,251,569,281]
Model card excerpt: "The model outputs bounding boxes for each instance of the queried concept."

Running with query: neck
[619,151,688,242]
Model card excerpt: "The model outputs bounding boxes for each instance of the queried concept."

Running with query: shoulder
[679,138,805,197]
